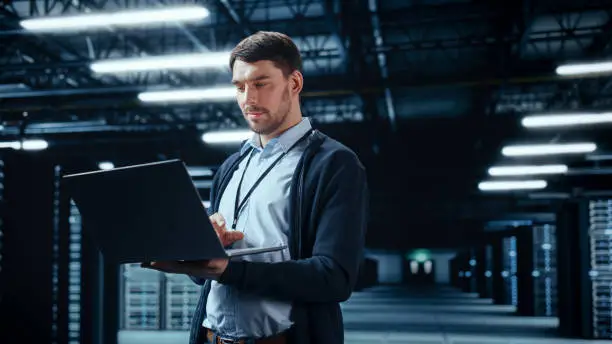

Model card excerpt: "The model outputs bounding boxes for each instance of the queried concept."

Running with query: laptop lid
[62,160,228,264]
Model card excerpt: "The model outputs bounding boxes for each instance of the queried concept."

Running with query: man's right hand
[209,213,244,247]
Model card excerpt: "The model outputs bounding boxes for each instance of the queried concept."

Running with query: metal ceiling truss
[0,0,366,134]
[494,75,612,116]
[0,11,190,132]
[2,0,612,137]
[378,1,612,74]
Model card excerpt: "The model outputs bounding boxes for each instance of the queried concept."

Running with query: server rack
[533,224,557,317]
[120,264,203,330]
[449,257,458,288]
[502,236,518,306]
[165,274,201,330]
[68,201,82,343]
[456,251,473,293]
[556,200,590,338]
[121,264,162,330]
[485,244,493,298]
[0,160,4,299]
[589,199,612,339]
[474,246,487,298]
[468,248,477,293]
[490,235,506,305]
[52,166,61,344]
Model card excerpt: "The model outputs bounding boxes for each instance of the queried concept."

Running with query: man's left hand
[140,258,229,280]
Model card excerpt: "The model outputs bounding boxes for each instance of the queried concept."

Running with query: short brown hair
[229,31,302,77]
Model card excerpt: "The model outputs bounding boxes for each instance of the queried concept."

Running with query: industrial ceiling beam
[515,0,536,59]
[1,60,605,108]
[322,0,347,63]
[584,10,612,57]
[366,0,396,131]
[216,0,254,37]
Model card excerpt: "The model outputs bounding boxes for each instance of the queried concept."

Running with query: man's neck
[259,116,302,147]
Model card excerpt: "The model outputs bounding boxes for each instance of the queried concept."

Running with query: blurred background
[0,0,612,343]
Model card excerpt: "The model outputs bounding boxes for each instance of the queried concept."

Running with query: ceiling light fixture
[522,112,612,128]
[91,52,230,73]
[138,87,235,103]
[556,61,612,76]
[502,143,596,157]
[20,6,209,32]
[488,164,568,176]
[478,180,547,191]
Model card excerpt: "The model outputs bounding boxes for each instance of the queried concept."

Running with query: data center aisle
[118,284,606,344]
[342,285,604,344]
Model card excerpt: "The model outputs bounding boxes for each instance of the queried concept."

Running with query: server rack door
[502,236,518,307]
[0,160,5,321]
[468,249,478,293]
[588,199,612,339]
[491,236,506,305]
[532,224,557,317]
[556,200,589,338]
[517,227,535,316]
[119,264,203,331]
[475,246,488,298]
[165,274,202,330]
[485,244,494,299]
[122,264,162,330]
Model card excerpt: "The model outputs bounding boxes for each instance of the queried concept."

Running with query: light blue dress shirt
[202,118,312,339]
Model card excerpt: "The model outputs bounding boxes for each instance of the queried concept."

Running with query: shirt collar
[240,117,312,154]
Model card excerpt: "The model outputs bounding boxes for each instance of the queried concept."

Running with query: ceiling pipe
[566,167,612,175]
[0,123,181,135]
[586,153,612,161]
[527,192,570,199]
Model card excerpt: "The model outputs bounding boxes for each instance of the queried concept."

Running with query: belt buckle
[217,336,240,344]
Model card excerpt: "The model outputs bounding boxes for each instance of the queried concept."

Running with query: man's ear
[290,71,304,95]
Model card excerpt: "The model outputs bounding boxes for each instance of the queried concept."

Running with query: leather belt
[203,327,287,344]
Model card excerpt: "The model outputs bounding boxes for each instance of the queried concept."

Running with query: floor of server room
[118,285,608,344]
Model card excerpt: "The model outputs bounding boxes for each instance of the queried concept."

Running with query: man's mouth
[247,112,264,118]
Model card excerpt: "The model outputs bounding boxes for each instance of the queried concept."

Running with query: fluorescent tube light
[478,180,547,191]
[556,61,612,76]
[502,143,596,157]
[586,153,612,161]
[202,130,252,144]
[522,112,612,128]
[0,141,21,149]
[20,6,210,32]
[98,161,114,170]
[138,87,235,103]
[0,139,49,150]
[21,139,49,150]
[488,164,568,176]
[91,52,230,73]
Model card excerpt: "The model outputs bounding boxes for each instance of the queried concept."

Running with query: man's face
[231,59,293,136]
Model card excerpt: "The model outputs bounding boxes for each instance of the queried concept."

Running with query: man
[142,31,369,344]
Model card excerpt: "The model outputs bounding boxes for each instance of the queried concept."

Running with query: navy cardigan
[188,130,369,344]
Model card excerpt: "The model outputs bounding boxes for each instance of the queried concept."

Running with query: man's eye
[236,87,245,92]
[255,83,266,87]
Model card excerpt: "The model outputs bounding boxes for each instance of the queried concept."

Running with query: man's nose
[244,86,258,104]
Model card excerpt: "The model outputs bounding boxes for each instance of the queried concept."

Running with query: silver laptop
[62,159,286,264]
